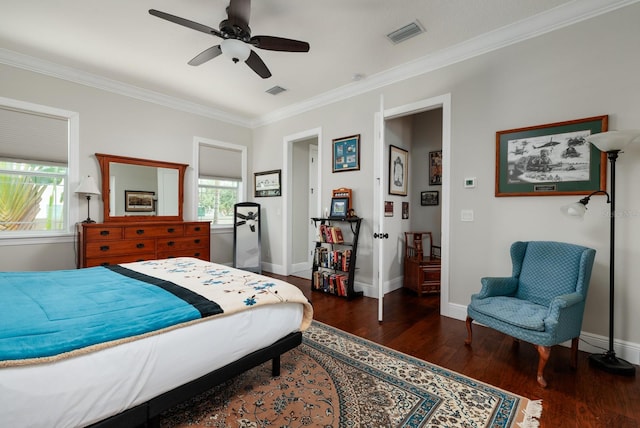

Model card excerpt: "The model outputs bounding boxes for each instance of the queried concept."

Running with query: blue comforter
[0,266,222,361]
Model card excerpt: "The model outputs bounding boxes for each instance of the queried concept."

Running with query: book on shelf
[330,226,344,244]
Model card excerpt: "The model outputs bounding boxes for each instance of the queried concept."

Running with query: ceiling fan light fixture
[221,38,251,63]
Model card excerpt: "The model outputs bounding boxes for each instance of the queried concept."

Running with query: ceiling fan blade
[250,35,310,52]
[188,45,222,66]
[149,9,222,38]
[245,50,271,78]
[227,0,251,30]
[235,220,247,227]
[236,212,248,220]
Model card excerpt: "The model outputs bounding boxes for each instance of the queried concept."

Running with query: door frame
[374,93,452,318]
[282,127,323,275]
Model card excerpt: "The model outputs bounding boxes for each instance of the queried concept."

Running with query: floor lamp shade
[75,175,101,223]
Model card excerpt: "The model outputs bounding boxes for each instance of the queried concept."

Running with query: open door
[374,95,390,322]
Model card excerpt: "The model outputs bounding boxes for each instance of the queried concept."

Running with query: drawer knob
[100,262,110,266]
[167,228,175,233]
[194,226,201,231]
[194,239,201,244]
[136,229,144,235]
[136,243,145,249]
[99,230,110,236]
[168,241,175,246]
[194,252,201,257]
[100,245,110,251]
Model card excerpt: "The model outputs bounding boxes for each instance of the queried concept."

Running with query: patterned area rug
[160,321,542,427]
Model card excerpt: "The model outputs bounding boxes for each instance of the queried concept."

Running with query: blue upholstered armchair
[465,241,596,387]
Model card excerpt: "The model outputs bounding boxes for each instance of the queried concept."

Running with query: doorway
[282,128,323,277]
[374,94,451,320]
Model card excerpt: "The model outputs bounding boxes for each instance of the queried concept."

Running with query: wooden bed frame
[88,331,302,428]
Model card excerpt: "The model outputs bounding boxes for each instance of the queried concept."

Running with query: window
[195,138,247,228]
[0,97,78,239]
[197,177,240,226]
[0,160,67,232]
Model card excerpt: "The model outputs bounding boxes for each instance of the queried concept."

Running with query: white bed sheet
[0,302,304,428]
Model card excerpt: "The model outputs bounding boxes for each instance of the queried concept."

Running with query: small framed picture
[124,190,155,212]
[254,169,281,197]
[384,201,394,217]
[389,145,408,196]
[329,197,349,218]
[402,202,409,219]
[429,150,442,185]
[332,134,360,172]
[421,191,439,206]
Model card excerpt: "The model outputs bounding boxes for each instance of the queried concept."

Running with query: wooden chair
[403,232,441,295]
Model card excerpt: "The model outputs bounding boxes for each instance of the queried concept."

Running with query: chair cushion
[471,296,547,332]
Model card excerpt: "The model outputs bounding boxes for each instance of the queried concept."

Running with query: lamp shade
[75,175,101,195]
[221,39,251,62]
[560,202,587,219]
[587,130,640,152]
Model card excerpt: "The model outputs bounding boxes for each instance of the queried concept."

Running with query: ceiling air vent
[386,20,425,44]
[266,85,287,95]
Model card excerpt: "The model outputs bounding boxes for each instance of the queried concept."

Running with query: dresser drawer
[184,223,209,235]
[86,239,156,256]
[124,224,184,239]
[85,253,157,267]
[157,236,208,252]
[158,247,210,261]
[84,226,124,241]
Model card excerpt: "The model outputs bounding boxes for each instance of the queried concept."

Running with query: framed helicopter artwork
[495,115,608,197]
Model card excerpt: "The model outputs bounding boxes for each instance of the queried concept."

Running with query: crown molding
[251,0,639,128]
[2,0,637,130]
[0,48,252,128]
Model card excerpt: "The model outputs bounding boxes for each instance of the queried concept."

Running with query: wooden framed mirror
[95,153,188,223]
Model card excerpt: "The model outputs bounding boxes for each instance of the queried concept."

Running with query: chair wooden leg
[570,337,579,369]
[536,345,551,388]
[465,316,473,346]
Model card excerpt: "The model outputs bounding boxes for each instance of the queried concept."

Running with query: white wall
[252,3,640,357]
[0,63,251,270]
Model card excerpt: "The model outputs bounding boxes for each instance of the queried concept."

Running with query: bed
[0,257,313,428]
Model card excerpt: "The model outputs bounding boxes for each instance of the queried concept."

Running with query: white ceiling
[0,0,633,126]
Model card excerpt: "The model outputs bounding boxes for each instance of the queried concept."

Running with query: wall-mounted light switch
[461,209,474,222]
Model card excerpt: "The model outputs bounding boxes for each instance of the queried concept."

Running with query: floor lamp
[561,130,640,376]
[75,175,101,223]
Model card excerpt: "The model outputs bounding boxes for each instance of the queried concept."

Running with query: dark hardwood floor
[267,273,640,428]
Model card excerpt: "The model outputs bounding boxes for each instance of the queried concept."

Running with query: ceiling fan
[149,0,310,79]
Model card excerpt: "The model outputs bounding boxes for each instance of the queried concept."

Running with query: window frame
[197,176,241,226]
[192,137,247,230]
[0,97,79,244]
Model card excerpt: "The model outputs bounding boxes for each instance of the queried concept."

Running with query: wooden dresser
[403,231,441,296]
[78,221,211,268]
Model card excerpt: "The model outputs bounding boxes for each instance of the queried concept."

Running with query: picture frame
[124,190,155,212]
[389,145,408,196]
[496,115,608,197]
[421,190,439,206]
[254,169,281,197]
[332,134,360,172]
[402,202,409,219]
[384,201,394,217]
[429,150,442,185]
[329,197,349,219]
